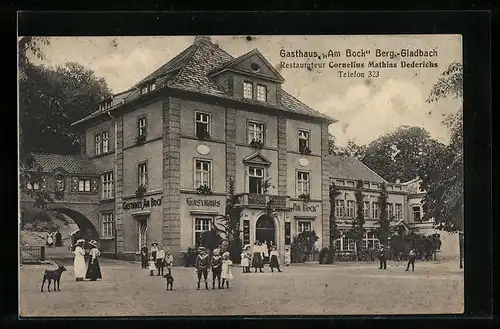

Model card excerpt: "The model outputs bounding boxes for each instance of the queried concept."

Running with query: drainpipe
[108,111,118,260]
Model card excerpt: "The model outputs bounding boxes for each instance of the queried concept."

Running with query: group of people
[378,246,417,271]
[73,239,102,281]
[141,243,174,276]
[240,240,290,273]
[45,229,63,247]
[195,246,233,290]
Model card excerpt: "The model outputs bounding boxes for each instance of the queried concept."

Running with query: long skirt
[141,254,148,268]
[252,252,263,268]
[270,255,280,268]
[74,255,86,279]
[85,258,102,281]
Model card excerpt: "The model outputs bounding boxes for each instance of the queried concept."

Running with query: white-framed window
[138,116,147,137]
[386,203,394,218]
[256,84,267,102]
[94,134,101,155]
[297,220,312,233]
[94,131,110,155]
[138,162,148,187]
[412,205,421,222]
[248,166,264,194]
[78,178,91,192]
[298,129,310,151]
[26,182,40,190]
[336,232,355,251]
[101,172,114,199]
[140,81,156,95]
[243,81,253,99]
[195,159,211,188]
[137,218,148,251]
[395,203,403,219]
[101,213,114,238]
[364,201,371,218]
[372,202,379,219]
[101,131,109,153]
[248,121,265,143]
[297,171,310,196]
[363,231,380,250]
[335,200,345,218]
[194,217,212,247]
[346,200,356,218]
[195,111,211,139]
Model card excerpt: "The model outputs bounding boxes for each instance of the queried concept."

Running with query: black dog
[41,265,67,292]
[163,272,174,290]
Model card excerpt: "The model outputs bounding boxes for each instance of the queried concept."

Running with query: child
[156,245,166,276]
[240,247,250,273]
[165,248,174,274]
[269,245,282,272]
[195,246,210,290]
[221,252,233,289]
[284,247,291,266]
[406,248,416,272]
[211,248,222,289]
[148,256,157,276]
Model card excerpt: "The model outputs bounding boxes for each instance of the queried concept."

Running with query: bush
[183,247,197,267]
[319,247,335,264]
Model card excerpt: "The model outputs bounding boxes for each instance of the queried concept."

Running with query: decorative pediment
[209,49,285,83]
[243,152,272,167]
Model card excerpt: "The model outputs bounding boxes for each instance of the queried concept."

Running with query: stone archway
[49,207,99,243]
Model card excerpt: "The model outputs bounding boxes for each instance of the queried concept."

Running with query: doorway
[255,215,276,261]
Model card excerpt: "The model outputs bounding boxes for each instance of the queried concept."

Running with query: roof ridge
[352,157,388,183]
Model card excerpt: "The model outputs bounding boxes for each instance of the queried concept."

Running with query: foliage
[182,247,198,267]
[291,231,319,263]
[136,134,146,145]
[298,193,311,202]
[360,126,445,183]
[299,145,312,155]
[420,62,463,233]
[250,138,264,149]
[199,229,221,252]
[196,184,213,195]
[347,180,366,259]
[375,182,391,246]
[328,135,366,159]
[135,185,147,197]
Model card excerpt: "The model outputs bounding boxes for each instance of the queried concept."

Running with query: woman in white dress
[73,239,87,281]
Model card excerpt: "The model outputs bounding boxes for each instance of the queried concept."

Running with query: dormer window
[98,99,113,111]
[257,85,267,102]
[243,82,253,99]
[140,81,156,95]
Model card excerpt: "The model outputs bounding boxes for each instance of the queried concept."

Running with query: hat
[213,248,220,256]
[76,239,85,245]
[197,246,206,251]
[89,240,98,247]
[152,242,158,246]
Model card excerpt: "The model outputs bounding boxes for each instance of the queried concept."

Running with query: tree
[375,182,391,247]
[223,178,244,262]
[361,126,444,183]
[347,180,366,261]
[291,231,319,263]
[420,62,463,268]
[328,183,342,262]
[328,134,366,159]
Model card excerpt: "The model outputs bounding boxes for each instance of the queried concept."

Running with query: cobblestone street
[19,260,464,316]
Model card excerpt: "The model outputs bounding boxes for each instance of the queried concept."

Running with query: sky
[27,35,462,146]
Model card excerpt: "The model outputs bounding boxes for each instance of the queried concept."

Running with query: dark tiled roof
[327,155,387,184]
[73,37,336,126]
[29,153,102,175]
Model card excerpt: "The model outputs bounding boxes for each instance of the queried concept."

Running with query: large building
[22,36,337,263]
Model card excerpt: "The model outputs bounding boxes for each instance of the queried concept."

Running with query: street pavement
[19,260,464,316]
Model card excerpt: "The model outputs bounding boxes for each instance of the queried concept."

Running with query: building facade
[24,36,336,262]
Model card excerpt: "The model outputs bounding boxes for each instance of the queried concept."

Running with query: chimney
[193,35,211,44]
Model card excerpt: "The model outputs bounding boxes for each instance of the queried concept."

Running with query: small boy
[148,257,157,276]
[211,248,222,289]
[406,248,416,272]
[195,246,210,290]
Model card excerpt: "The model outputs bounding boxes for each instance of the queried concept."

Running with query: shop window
[194,217,212,247]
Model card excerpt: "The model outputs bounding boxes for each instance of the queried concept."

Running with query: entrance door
[137,218,148,251]
[255,215,275,246]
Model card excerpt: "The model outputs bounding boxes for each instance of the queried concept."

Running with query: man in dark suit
[378,246,387,270]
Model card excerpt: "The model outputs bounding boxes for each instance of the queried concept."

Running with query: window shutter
[41,176,48,189]
[71,178,79,192]
[91,178,98,193]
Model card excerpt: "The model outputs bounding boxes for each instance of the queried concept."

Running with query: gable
[232,52,283,82]
[243,152,272,166]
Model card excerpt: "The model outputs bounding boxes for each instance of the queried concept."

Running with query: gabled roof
[27,153,102,176]
[327,155,388,184]
[73,37,336,127]
[208,48,285,82]
[243,152,272,166]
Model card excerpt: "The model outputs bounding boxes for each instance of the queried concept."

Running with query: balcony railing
[236,193,289,209]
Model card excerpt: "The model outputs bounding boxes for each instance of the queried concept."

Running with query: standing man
[406,248,416,272]
[378,246,387,270]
